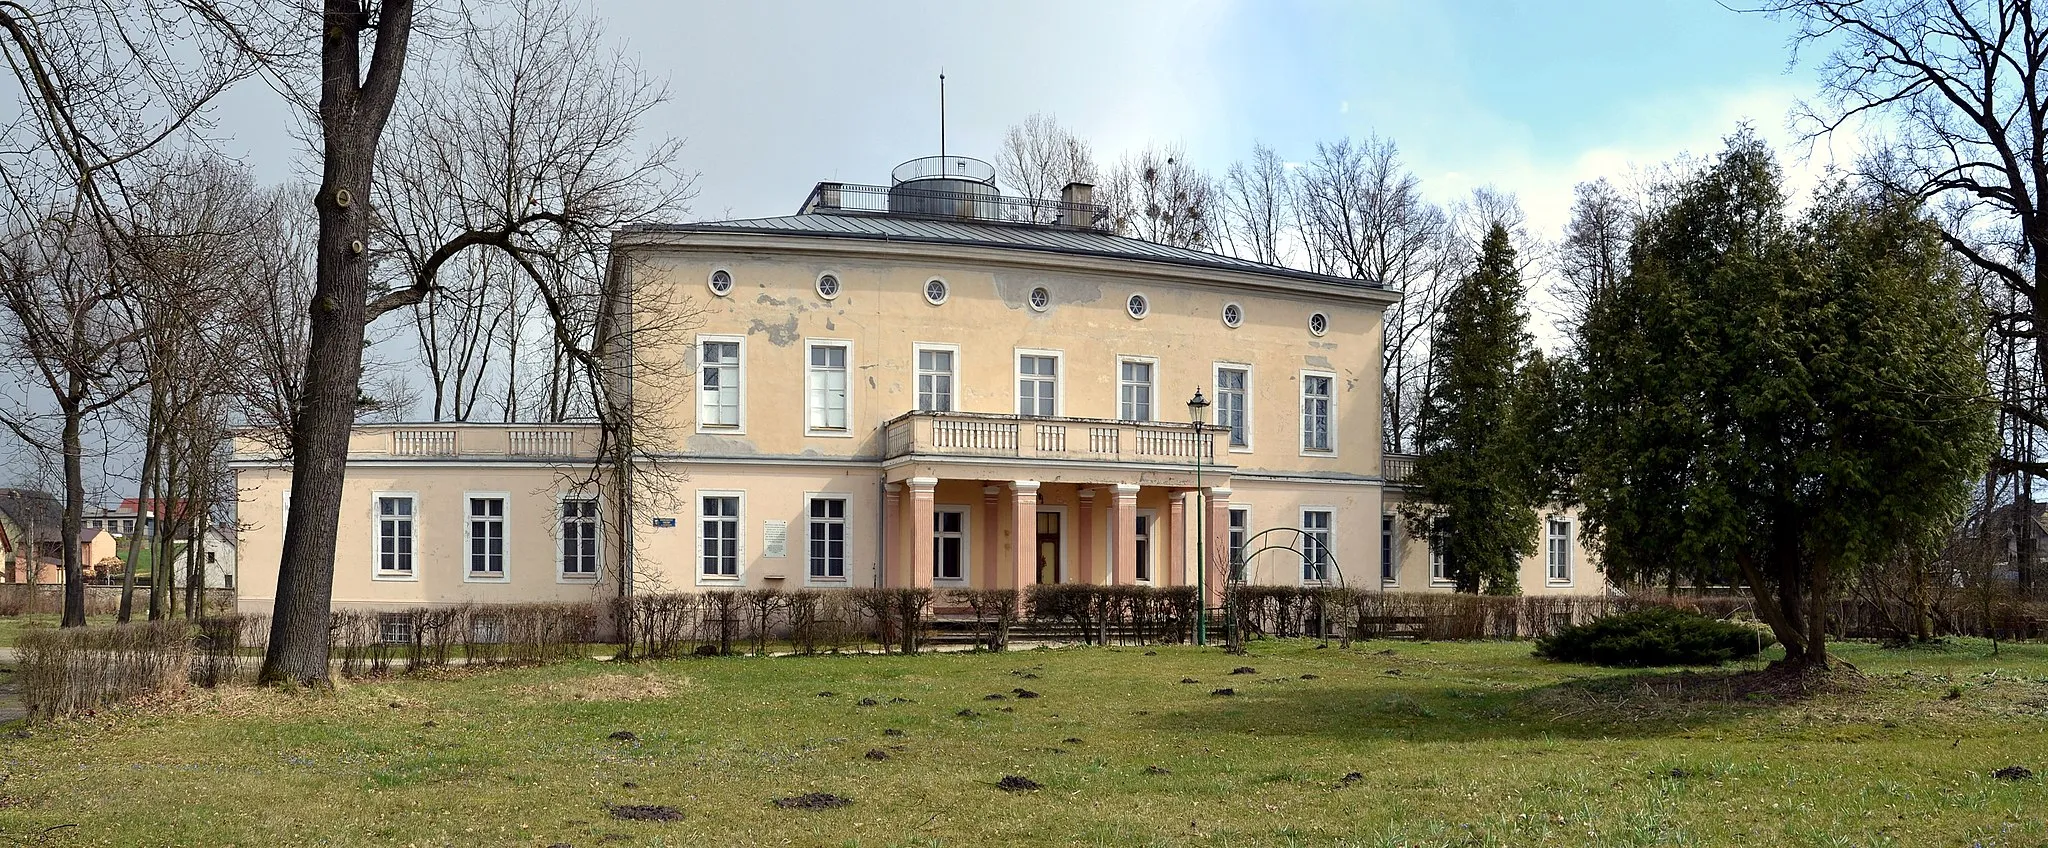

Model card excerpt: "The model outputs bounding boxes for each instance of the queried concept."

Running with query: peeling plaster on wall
[993,271,1104,311]
[825,317,837,331]
[689,434,761,454]
[756,292,786,307]
[1305,355,1334,370]
[866,374,878,390]
[748,313,801,347]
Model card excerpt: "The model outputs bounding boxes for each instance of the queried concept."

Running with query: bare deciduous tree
[1219,142,1290,265]
[995,112,1099,216]
[1102,143,1217,249]
[1553,178,1633,339]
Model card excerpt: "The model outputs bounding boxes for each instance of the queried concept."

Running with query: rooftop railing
[801,181,1110,230]
[884,410,1218,464]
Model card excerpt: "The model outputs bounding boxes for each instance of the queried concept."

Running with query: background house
[0,488,63,585]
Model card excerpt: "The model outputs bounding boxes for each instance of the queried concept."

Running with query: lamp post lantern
[1188,388,1211,646]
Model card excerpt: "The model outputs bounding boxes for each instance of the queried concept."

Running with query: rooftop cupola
[887,155,998,219]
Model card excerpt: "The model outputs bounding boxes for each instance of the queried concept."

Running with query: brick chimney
[1059,182,1095,228]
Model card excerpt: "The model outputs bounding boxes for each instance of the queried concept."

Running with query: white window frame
[1214,362,1254,453]
[932,505,970,584]
[696,334,746,434]
[1301,507,1333,585]
[1015,348,1064,418]
[1134,509,1156,583]
[1547,517,1573,586]
[1429,517,1453,586]
[814,270,842,301]
[696,490,745,585]
[464,491,510,583]
[803,337,854,437]
[1118,355,1158,422]
[805,493,850,586]
[1299,369,1337,456]
[914,342,959,413]
[1227,506,1251,581]
[1125,292,1150,320]
[557,493,602,582]
[1221,301,1244,328]
[1381,512,1398,586]
[923,276,950,306]
[370,491,418,582]
[707,266,735,297]
[1027,286,1051,312]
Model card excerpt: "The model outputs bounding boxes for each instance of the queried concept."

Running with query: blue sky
[207,1,1840,242]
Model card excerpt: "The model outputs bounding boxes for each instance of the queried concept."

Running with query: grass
[0,614,116,649]
[0,639,2045,847]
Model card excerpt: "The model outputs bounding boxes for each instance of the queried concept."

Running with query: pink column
[1206,487,1232,608]
[908,477,937,589]
[1076,488,1096,584]
[1165,491,1187,587]
[982,485,1001,588]
[882,483,903,587]
[1011,481,1039,591]
[1109,483,1139,586]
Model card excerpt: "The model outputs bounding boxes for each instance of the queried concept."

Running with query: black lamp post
[1187,388,1211,646]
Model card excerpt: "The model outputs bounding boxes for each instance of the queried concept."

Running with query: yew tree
[1406,223,1540,595]
[1576,132,1995,669]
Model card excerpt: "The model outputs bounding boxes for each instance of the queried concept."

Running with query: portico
[879,410,1233,603]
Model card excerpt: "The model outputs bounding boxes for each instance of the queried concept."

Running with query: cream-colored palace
[232,156,1603,615]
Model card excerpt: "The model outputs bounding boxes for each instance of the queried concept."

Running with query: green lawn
[1,639,2045,847]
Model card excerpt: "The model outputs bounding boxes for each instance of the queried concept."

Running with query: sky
[9,0,1856,492]
[206,0,1845,244]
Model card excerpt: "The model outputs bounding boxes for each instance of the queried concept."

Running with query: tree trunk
[59,397,85,628]
[118,419,160,623]
[259,0,415,687]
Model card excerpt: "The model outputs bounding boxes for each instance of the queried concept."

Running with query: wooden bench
[1355,615,1431,640]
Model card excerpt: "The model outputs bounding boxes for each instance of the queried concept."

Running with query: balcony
[342,424,599,459]
[1384,453,1417,483]
[884,411,1221,465]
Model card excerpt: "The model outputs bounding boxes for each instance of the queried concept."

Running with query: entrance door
[1035,511,1062,584]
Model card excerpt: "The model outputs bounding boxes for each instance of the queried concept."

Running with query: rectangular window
[561,496,600,577]
[1547,518,1572,583]
[467,496,505,578]
[933,508,967,582]
[1302,373,1333,452]
[1018,353,1058,416]
[1216,366,1249,448]
[806,342,849,431]
[1119,359,1154,421]
[1228,508,1250,580]
[808,497,847,581]
[1381,514,1396,583]
[1430,517,1450,583]
[699,339,742,428]
[1134,513,1153,582]
[1302,509,1332,582]
[700,495,740,578]
[378,613,413,645]
[375,495,414,575]
[916,347,955,412]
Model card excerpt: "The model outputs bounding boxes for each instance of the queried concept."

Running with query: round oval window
[1029,286,1051,311]
[1308,312,1329,336]
[708,269,734,297]
[1127,293,1149,319]
[1222,302,1243,328]
[924,278,949,305]
[816,273,841,299]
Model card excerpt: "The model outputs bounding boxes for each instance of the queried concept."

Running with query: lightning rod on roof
[939,71,947,164]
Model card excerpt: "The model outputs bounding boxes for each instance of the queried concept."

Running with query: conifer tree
[1406,223,1539,594]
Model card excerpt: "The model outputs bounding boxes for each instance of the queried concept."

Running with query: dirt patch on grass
[996,775,1042,792]
[773,793,852,810]
[607,804,683,822]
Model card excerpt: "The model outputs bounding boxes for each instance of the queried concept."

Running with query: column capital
[1112,483,1141,497]
[1209,487,1232,500]
[1012,480,1041,494]
[907,477,939,493]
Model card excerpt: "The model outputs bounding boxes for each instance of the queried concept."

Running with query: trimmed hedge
[1533,606,1772,667]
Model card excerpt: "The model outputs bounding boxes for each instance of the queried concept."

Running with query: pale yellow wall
[1219,479,1385,588]
[234,464,617,614]
[627,239,1386,479]
[1377,491,1603,596]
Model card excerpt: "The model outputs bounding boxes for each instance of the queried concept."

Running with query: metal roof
[622,214,1387,291]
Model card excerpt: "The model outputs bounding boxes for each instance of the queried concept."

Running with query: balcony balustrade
[885,410,1217,464]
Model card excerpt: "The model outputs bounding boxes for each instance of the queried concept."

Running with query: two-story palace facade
[232,156,1601,615]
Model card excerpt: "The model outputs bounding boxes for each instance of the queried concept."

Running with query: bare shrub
[699,591,743,656]
[949,588,1019,651]
[18,621,192,720]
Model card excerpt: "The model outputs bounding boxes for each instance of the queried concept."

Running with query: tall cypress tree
[1406,223,1539,594]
